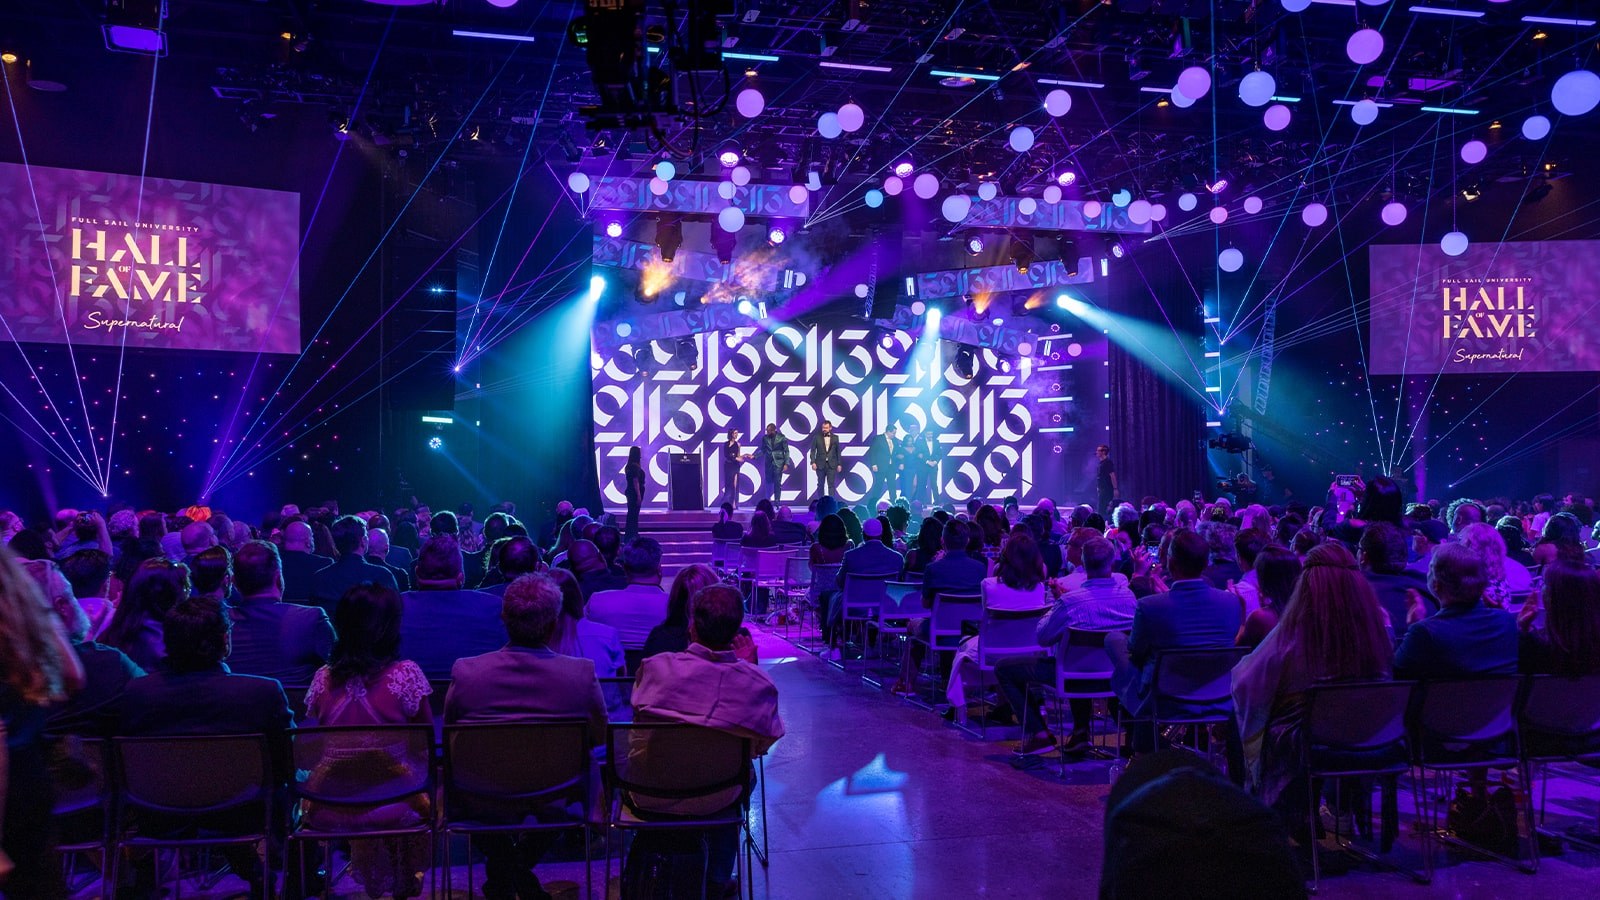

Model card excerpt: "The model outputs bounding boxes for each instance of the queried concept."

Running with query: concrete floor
[73,627,1600,899]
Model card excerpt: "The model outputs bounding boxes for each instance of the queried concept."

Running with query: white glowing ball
[1210,206,1228,224]
[486,0,519,6]
[1441,231,1470,257]
[854,283,870,299]
[941,194,972,223]
[1112,189,1132,208]
[1128,199,1152,224]
[1552,70,1600,117]
[1346,29,1384,65]
[1177,66,1212,100]
[818,112,842,139]
[1461,140,1487,164]
[1150,203,1168,222]
[838,102,865,132]
[884,175,904,196]
[1522,114,1552,140]
[1043,184,1063,204]
[977,182,998,201]
[1082,199,1103,218]
[1044,89,1072,117]
[1219,248,1244,272]
[654,160,676,181]
[1381,201,1407,226]
[717,181,737,200]
[1009,126,1036,152]
[1170,88,1197,109]
[864,189,884,208]
[615,321,633,337]
[788,185,808,204]
[717,206,746,233]
[1243,196,1263,215]
[1302,202,1329,227]
[1264,103,1292,131]
[567,172,591,193]
[731,165,752,186]
[913,172,940,199]
[1351,99,1379,125]
[1239,71,1277,107]
[1281,0,1311,10]
[735,88,765,118]
[1358,0,1389,5]
[1178,192,1198,212]
[1019,197,1038,215]
[649,177,669,196]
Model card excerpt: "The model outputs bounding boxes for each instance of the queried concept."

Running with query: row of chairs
[53,720,757,900]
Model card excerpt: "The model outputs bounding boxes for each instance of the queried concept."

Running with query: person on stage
[902,423,938,507]
[717,428,743,509]
[748,423,790,503]
[624,445,645,539]
[870,425,900,505]
[810,420,842,499]
[1095,444,1118,517]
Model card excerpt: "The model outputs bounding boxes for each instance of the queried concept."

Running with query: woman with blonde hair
[1457,521,1533,607]
[0,544,84,896]
[1232,542,1392,813]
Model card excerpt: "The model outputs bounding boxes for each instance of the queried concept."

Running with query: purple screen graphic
[0,162,300,354]
[1368,240,1600,375]
[591,319,1109,509]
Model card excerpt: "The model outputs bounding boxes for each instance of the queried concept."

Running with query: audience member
[545,568,627,679]
[21,558,143,738]
[740,512,778,549]
[399,535,504,679]
[1359,522,1437,640]
[1235,546,1301,649]
[101,558,191,672]
[644,563,720,658]
[946,532,1050,727]
[309,516,399,614]
[364,528,411,591]
[279,521,334,603]
[60,548,114,640]
[569,539,626,599]
[1228,529,1271,614]
[444,574,608,900]
[227,540,336,685]
[1394,542,1518,679]
[1199,521,1242,589]
[1457,522,1533,606]
[711,504,744,541]
[302,584,432,899]
[830,517,904,648]
[809,514,850,566]
[189,544,234,602]
[587,537,670,654]
[1517,560,1600,675]
[481,536,542,597]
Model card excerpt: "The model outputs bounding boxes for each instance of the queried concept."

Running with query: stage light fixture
[1056,170,1077,187]
[737,299,756,316]
[955,345,978,378]
[717,141,742,167]
[0,52,16,65]
[1059,238,1078,274]
[767,224,787,245]
[964,232,985,255]
[604,220,623,238]
[711,228,736,265]
[103,0,168,56]
[1009,241,1034,274]
[674,337,699,370]
[1460,182,1482,202]
[1208,432,1253,454]
[655,216,682,261]
[1206,178,1229,194]
[893,159,914,178]
[588,275,606,300]
[427,436,444,451]
[632,344,655,374]
[1105,236,1125,258]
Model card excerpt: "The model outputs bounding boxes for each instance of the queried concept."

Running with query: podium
[669,452,703,510]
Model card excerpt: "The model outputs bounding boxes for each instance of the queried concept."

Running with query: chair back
[880,581,920,621]
[929,593,983,648]
[756,549,789,581]
[606,722,751,810]
[600,676,637,723]
[842,573,890,621]
[1521,673,1600,739]
[1414,676,1521,745]
[1306,681,1415,752]
[114,734,273,816]
[289,724,435,809]
[444,721,592,808]
[1150,648,1249,718]
[738,546,763,578]
[976,606,1050,667]
[808,563,842,604]
[1056,629,1118,681]
[783,556,812,591]
[49,735,110,817]
[711,539,740,569]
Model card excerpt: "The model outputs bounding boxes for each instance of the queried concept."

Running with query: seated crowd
[0,498,785,899]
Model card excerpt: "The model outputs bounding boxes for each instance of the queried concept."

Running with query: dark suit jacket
[578,569,629,600]
[1124,579,1242,714]
[280,549,334,602]
[711,522,744,541]
[920,552,988,606]
[228,595,336,686]
[1394,602,1519,680]
[386,545,416,572]
[400,588,508,679]
[47,642,144,736]
[1364,570,1438,640]
[810,433,842,470]
[119,664,295,778]
[869,434,900,475]
[753,433,789,472]
[772,520,809,545]
[445,644,607,739]
[838,541,905,590]
[368,554,411,591]
[310,553,400,613]
[1201,561,1244,591]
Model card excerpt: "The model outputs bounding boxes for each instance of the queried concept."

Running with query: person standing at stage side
[749,424,790,504]
[623,446,646,540]
[717,429,744,510]
[811,420,843,499]
[870,425,900,505]
[1096,445,1119,518]
[898,424,923,505]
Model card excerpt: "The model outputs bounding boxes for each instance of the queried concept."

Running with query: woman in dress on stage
[623,446,645,540]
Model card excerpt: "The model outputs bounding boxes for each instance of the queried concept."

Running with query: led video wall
[592,318,1108,510]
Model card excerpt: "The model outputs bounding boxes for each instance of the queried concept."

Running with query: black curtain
[1100,258,1207,506]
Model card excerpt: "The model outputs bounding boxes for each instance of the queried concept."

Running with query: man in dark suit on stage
[750,423,790,504]
[810,420,842,499]
[902,424,938,507]
[717,428,744,509]
[869,426,900,505]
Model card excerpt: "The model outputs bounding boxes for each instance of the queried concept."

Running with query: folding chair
[740,549,788,617]
[604,723,754,900]
[441,721,597,900]
[288,725,436,898]
[835,573,890,673]
[109,734,278,900]
[1029,629,1122,774]
[1519,674,1600,853]
[967,605,1050,739]
[1410,676,1537,878]
[777,556,813,638]
[1135,648,1249,767]
[1302,681,1425,891]
[909,593,982,708]
[791,563,841,654]
[863,581,920,688]
[48,735,112,893]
